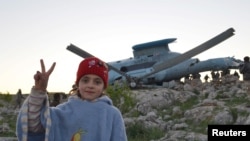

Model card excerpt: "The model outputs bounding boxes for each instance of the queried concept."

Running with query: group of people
[206,69,239,83]
[208,56,250,85]
[199,55,250,84]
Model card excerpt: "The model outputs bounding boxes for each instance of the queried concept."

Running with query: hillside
[1,75,250,141]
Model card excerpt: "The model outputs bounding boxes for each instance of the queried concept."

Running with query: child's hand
[33,59,56,92]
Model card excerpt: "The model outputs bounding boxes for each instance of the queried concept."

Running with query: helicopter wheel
[129,82,137,88]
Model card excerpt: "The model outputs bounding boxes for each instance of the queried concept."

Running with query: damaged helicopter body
[108,38,241,85]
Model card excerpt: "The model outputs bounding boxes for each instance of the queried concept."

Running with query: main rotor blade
[139,28,235,79]
[66,44,131,80]
[67,44,93,58]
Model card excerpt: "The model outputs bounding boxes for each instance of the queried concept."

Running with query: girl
[16,57,127,141]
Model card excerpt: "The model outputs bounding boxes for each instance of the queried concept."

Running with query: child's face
[78,74,105,101]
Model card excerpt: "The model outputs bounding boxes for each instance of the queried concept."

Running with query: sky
[1,0,250,94]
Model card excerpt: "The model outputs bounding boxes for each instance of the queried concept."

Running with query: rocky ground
[1,75,250,141]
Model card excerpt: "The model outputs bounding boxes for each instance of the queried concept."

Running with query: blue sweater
[16,94,127,141]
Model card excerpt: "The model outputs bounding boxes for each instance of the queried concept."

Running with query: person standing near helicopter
[239,56,250,92]
[239,56,250,81]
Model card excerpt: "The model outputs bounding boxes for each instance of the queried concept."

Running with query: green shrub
[0,113,17,137]
[126,122,165,141]
[106,83,136,114]
[0,92,12,102]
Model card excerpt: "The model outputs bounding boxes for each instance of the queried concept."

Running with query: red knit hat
[76,57,109,88]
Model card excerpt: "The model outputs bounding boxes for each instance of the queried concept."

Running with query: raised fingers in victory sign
[33,59,56,92]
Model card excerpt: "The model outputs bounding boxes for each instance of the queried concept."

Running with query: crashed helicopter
[67,28,242,88]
